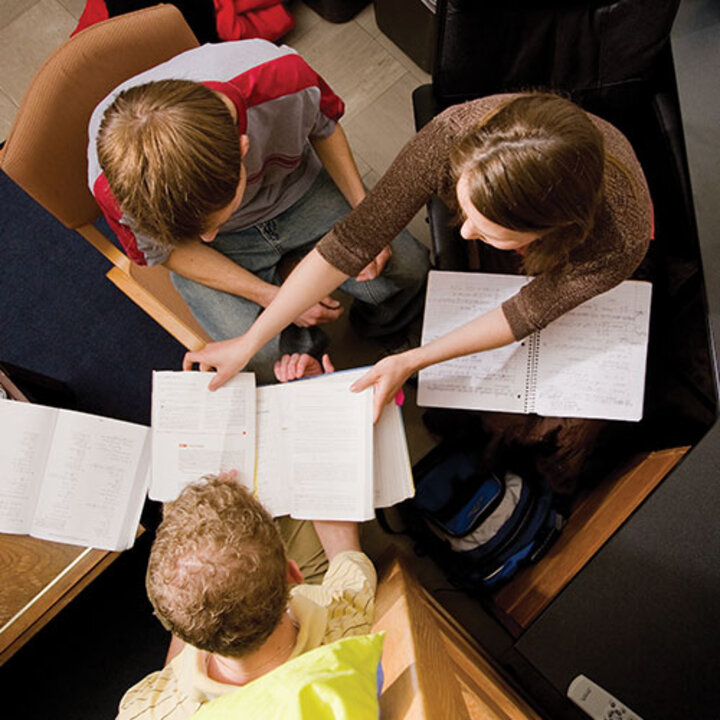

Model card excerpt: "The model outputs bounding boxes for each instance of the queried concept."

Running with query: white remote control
[567,675,643,720]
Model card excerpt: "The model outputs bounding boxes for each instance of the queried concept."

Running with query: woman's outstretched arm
[351,305,516,422]
[183,249,349,389]
[183,109,456,389]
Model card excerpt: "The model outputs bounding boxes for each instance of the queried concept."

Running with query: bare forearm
[244,249,348,354]
[312,520,361,561]
[164,242,278,307]
[181,250,348,388]
[406,306,516,374]
[311,124,366,208]
[350,305,518,422]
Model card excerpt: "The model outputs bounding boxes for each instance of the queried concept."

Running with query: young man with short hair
[88,39,429,381]
[116,474,376,720]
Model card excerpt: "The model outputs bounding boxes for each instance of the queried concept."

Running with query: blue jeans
[172,170,430,382]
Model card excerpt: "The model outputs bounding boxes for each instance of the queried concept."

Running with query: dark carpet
[1,170,184,718]
[0,171,185,425]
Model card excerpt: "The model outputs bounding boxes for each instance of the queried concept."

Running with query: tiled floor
[0,0,439,462]
[0,0,85,140]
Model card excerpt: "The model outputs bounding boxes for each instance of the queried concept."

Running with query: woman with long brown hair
[185,93,652,437]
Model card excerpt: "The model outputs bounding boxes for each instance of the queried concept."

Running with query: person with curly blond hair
[115,474,376,720]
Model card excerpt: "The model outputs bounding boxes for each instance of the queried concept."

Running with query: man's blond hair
[146,476,289,657]
[97,79,241,245]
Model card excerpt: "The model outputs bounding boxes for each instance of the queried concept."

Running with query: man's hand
[274,353,335,383]
[355,246,392,282]
[293,297,343,327]
[183,336,254,390]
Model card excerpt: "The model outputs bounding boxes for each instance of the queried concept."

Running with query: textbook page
[151,371,256,502]
[254,383,292,517]
[534,280,652,420]
[29,409,150,551]
[418,271,531,412]
[0,399,57,534]
[374,402,414,508]
[282,369,374,521]
[256,371,413,519]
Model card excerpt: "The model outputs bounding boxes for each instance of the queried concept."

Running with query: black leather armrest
[429,197,468,271]
[412,84,440,131]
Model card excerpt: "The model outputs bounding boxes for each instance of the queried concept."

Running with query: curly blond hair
[146,476,288,658]
[97,79,241,246]
[450,93,605,275]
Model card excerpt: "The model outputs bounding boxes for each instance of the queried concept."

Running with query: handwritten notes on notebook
[418,271,652,421]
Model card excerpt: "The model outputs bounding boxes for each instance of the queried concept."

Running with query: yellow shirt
[115,551,376,720]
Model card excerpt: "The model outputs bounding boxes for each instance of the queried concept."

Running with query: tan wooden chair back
[0,4,211,349]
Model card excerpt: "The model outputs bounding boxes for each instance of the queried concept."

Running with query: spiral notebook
[418,271,652,421]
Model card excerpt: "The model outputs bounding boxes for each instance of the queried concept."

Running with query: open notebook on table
[418,271,652,421]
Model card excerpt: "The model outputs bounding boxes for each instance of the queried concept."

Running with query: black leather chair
[412,0,716,448]
[414,0,686,264]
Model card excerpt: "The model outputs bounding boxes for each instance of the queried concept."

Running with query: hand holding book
[151,369,414,521]
[183,334,256,391]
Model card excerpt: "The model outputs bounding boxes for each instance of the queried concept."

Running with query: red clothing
[71,0,108,36]
[72,0,294,43]
[214,0,294,41]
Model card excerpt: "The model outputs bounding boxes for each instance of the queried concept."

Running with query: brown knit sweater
[317,94,653,340]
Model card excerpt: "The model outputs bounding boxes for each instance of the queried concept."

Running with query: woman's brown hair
[450,93,605,274]
[97,79,241,246]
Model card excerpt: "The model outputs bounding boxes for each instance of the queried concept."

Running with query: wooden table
[374,552,542,719]
[0,366,129,665]
[0,535,121,664]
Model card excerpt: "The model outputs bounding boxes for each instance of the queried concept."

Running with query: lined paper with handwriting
[418,271,651,421]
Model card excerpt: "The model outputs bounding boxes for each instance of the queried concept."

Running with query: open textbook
[418,271,652,421]
[151,368,414,520]
[0,399,149,551]
[0,369,413,551]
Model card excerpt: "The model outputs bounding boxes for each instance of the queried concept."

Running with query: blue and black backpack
[381,442,566,592]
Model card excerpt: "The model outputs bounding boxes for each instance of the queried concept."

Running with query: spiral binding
[523,332,540,414]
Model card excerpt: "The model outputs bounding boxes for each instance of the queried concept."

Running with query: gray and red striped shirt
[87,39,344,266]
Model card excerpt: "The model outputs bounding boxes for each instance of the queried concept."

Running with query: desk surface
[0,534,121,664]
[0,370,125,664]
